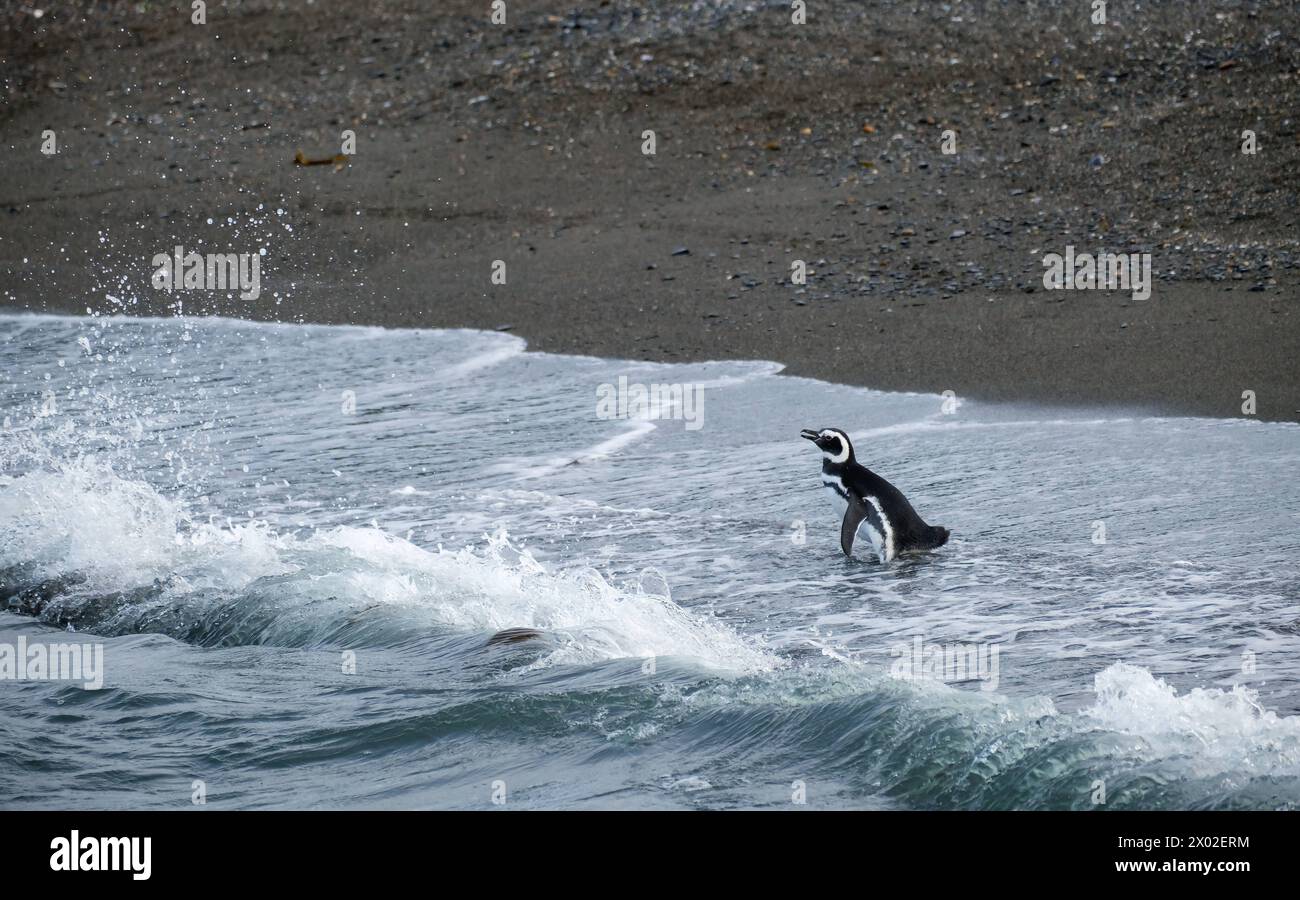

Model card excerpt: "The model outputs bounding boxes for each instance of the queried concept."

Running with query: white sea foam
[318,526,775,672]
[0,462,773,673]
[1082,663,1300,774]
[437,336,525,380]
[494,419,659,480]
[0,458,186,586]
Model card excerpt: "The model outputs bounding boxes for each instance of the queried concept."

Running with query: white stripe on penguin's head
[820,429,851,463]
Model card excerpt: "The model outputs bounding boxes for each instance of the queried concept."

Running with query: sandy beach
[2,0,1297,419]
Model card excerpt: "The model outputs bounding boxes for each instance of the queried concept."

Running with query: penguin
[800,428,950,562]
[485,627,545,647]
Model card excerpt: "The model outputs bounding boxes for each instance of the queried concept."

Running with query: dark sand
[2,1,1297,419]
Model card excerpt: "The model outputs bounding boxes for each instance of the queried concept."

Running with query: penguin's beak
[800,429,820,443]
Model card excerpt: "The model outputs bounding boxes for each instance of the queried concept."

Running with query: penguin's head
[800,428,853,463]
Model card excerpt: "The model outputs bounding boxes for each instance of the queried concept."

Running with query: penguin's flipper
[840,495,870,557]
[841,495,890,560]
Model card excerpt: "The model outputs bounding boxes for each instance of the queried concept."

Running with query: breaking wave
[0,459,773,673]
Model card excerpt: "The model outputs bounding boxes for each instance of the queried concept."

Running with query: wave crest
[0,463,773,673]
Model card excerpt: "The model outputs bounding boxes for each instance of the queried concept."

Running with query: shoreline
[3,305,1294,426]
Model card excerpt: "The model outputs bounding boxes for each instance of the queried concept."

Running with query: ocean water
[1,312,1298,810]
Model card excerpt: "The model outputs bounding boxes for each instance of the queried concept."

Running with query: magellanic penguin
[800,428,950,562]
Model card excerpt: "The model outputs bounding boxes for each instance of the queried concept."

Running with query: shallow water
[1,313,1297,810]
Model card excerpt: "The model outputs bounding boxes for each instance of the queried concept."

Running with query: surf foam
[0,463,773,672]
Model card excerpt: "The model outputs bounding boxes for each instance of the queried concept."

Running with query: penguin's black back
[827,458,949,551]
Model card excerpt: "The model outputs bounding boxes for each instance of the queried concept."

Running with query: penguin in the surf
[800,428,949,562]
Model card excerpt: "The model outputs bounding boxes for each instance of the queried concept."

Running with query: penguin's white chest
[819,475,894,562]
[820,476,850,520]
